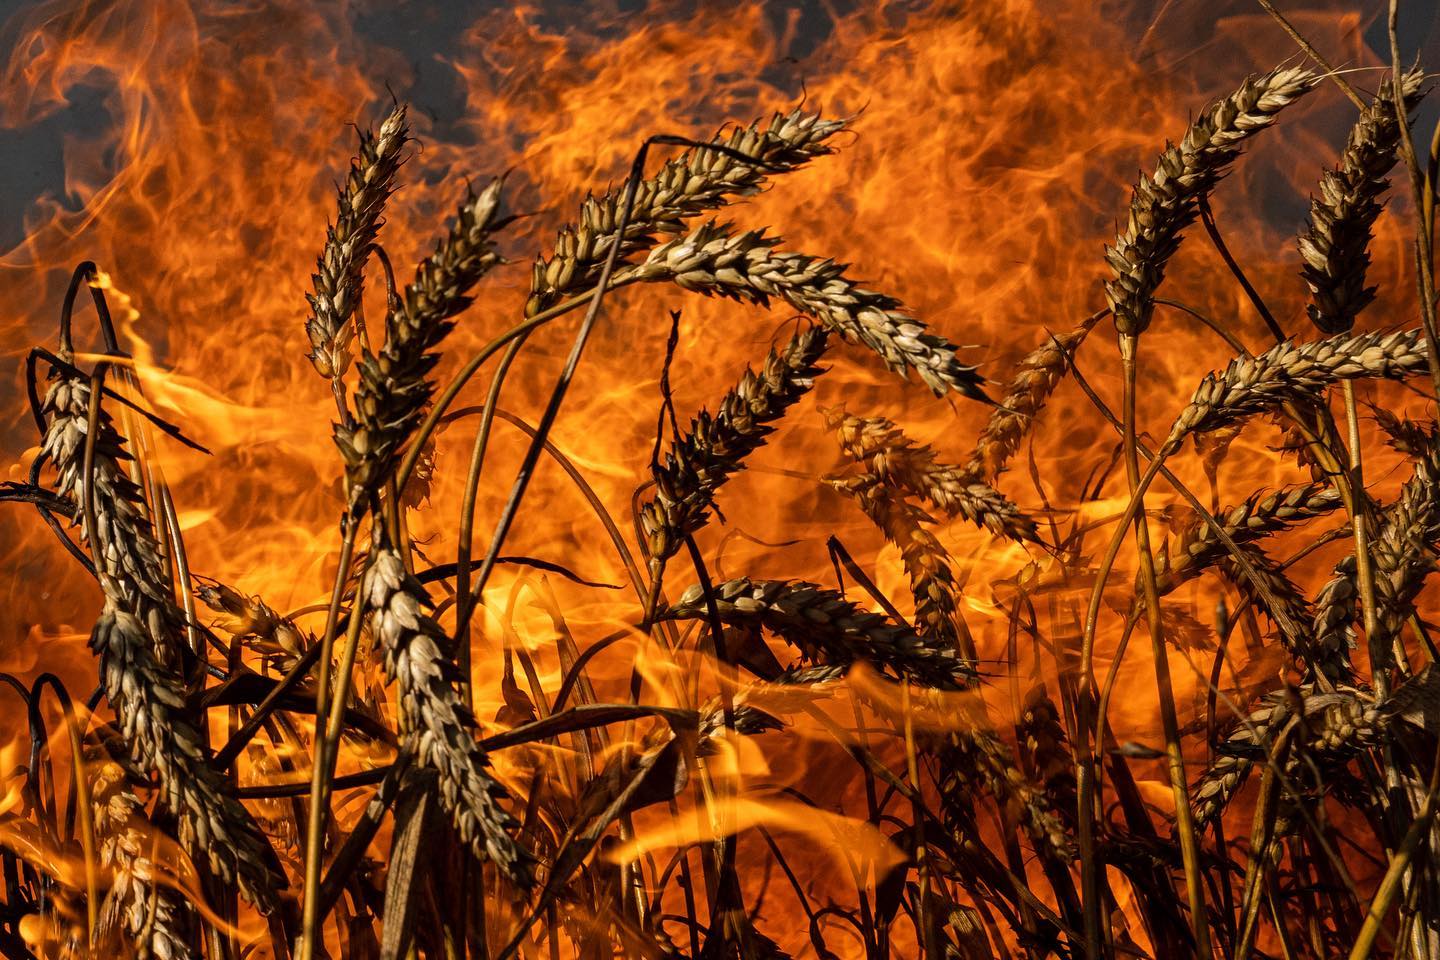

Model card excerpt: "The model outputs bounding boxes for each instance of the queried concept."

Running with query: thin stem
[1119,334,1209,955]
[1343,381,1386,695]
[294,518,359,960]
[1255,0,1365,109]
[299,575,371,952]
[1199,197,1287,343]
[461,139,657,613]
[1347,742,1440,959]
[454,335,529,707]
[1389,0,1440,401]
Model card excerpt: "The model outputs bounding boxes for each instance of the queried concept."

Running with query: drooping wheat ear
[1163,328,1429,452]
[966,313,1100,480]
[1312,556,1359,680]
[336,177,507,514]
[40,372,283,911]
[827,474,971,661]
[633,222,987,398]
[198,580,308,674]
[1016,684,1076,813]
[1373,406,1436,457]
[1371,437,1440,658]
[640,326,829,567]
[825,411,1035,541]
[91,756,191,960]
[697,698,785,755]
[1153,483,1342,596]
[527,108,845,317]
[662,577,970,689]
[1192,686,1382,824]
[1300,69,1427,333]
[1216,545,1320,666]
[362,546,530,882]
[1191,697,1284,825]
[935,720,1073,860]
[305,104,409,380]
[1106,66,1317,336]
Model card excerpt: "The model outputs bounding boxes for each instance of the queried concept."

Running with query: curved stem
[454,335,529,708]
[1120,335,1209,955]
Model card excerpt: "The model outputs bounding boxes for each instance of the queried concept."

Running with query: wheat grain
[1164,328,1429,451]
[41,371,283,911]
[1373,407,1436,457]
[1153,483,1342,595]
[827,474,970,660]
[966,314,1100,480]
[826,411,1035,541]
[663,577,970,689]
[337,178,507,514]
[362,545,530,881]
[1192,686,1381,824]
[91,755,191,960]
[198,581,308,674]
[937,727,1073,859]
[1372,437,1440,656]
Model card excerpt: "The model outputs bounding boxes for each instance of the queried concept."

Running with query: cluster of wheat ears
[7,10,1440,960]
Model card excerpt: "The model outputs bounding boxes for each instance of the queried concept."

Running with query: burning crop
[3,1,1440,958]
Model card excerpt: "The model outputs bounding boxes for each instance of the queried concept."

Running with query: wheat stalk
[825,411,1035,541]
[305,105,408,381]
[1106,66,1316,335]
[362,545,530,881]
[1164,328,1429,452]
[336,177,508,514]
[639,326,828,567]
[633,221,986,398]
[1300,69,1427,333]
[40,371,282,911]
[528,108,846,317]
[662,577,969,689]
[966,313,1100,480]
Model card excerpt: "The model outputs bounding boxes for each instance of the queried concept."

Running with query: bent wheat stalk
[305,105,408,391]
[825,411,1035,541]
[41,369,282,913]
[634,221,987,398]
[639,325,829,572]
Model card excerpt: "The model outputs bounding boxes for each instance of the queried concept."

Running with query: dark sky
[1,0,1437,253]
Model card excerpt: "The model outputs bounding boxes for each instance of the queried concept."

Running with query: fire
[3,0,1440,957]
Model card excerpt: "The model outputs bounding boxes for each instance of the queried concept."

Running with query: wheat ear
[640,326,828,567]
[41,372,283,911]
[1106,66,1316,335]
[305,104,408,380]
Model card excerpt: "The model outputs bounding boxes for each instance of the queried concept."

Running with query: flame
[2,0,1439,956]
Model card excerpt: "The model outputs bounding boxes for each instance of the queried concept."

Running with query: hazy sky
[1,0,1437,253]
